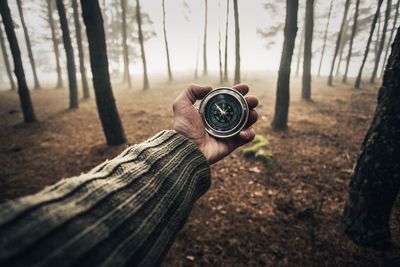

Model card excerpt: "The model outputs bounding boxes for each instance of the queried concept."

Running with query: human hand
[173,84,259,165]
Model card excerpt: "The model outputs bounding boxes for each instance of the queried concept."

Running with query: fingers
[245,95,258,109]
[232,84,249,96]
[239,128,255,141]
[246,110,258,127]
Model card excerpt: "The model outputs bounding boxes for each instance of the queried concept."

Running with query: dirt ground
[1,72,400,266]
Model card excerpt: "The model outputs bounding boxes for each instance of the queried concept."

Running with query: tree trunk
[80,0,126,146]
[223,0,229,82]
[56,0,78,109]
[0,21,16,90]
[194,40,200,79]
[203,0,208,76]
[72,0,90,99]
[343,0,360,83]
[121,0,131,88]
[136,0,149,90]
[0,0,36,123]
[327,0,351,86]
[46,0,63,88]
[343,27,400,251]
[271,0,298,130]
[379,0,400,79]
[162,0,172,81]
[233,0,240,84]
[318,0,333,77]
[302,0,314,100]
[295,24,304,77]
[370,0,392,84]
[218,0,223,84]
[16,0,40,89]
[354,0,384,89]
[335,18,350,77]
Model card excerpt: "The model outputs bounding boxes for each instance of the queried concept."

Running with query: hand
[173,84,259,165]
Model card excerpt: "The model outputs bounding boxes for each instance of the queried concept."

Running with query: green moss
[242,135,274,167]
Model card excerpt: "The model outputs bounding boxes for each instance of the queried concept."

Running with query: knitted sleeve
[0,130,211,267]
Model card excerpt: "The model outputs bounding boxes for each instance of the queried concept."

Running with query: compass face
[200,88,249,138]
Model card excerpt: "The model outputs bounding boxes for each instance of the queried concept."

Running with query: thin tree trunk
[72,0,90,99]
[233,0,240,84]
[371,0,392,84]
[295,23,304,76]
[218,0,223,84]
[343,0,360,83]
[0,0,36,123]
[271,0,298,130]
[203,0,208,76]
[223,0,229,82]
[379,0,400,79]
[0,21,16,90]
[194,39,200,79]
[302,0,314,100]
[16,0,40,89]
[374,15,382,58]
[46,0,63,88]
[162,0,172,81]
[121,0,131,87]
[318,0,333,77]
[343,27,400,251]
[56,0,78,109]
[136,0,149,90]
[327,0,350,86]
[80,0,126,146]
[335,18,350,76]
[354,0,384,89]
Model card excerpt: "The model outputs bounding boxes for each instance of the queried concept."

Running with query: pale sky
[0,0,390,85]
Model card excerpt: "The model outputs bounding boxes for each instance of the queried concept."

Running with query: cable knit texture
[0,130,211,267]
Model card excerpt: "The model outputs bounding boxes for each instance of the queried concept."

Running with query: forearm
[0,131,211,267]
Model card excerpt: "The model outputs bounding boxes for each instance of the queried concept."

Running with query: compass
[199,87,249,138]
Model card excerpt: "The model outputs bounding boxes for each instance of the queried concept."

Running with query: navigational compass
[199,87,249,138]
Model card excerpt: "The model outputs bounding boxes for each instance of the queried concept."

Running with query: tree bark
[56,0,78,109]
[16,0,40,89]
[162,0,172,81]
[318,0,333,77]
[72,0,90,99]
[379,0,400,79]
[327,0,351,86]
[0,21,16,90]
[343,0,360,83]
[136,0,149,90]
[223,0,229,82]
[203,0,208,76]
[370,0,392,84]
[46,0,63,88]
[121,0,131,88]
[302,0,314,100]
[343,27,400,251]
[0,0,36,123]
[354,0,384,89]
[80,0,126,146]
[218,0,223,84]
[271,0,298,130]
[233,0,240,84]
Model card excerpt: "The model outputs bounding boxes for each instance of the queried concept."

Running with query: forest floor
[1,72,400,266]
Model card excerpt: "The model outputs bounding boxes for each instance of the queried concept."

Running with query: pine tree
[162,0,172,81]
[233,0,240,84]
[136,0,149,90]
[301,0,314,100]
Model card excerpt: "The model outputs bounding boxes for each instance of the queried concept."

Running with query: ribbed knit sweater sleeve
[0,131,211,267]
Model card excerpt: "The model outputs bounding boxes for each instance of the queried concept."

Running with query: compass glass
[204,94,243,132]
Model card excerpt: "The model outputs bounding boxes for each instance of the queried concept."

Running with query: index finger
[175,84,213,106]
[232,84,249,96]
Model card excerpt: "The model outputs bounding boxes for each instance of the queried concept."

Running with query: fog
[0,0,386,85]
